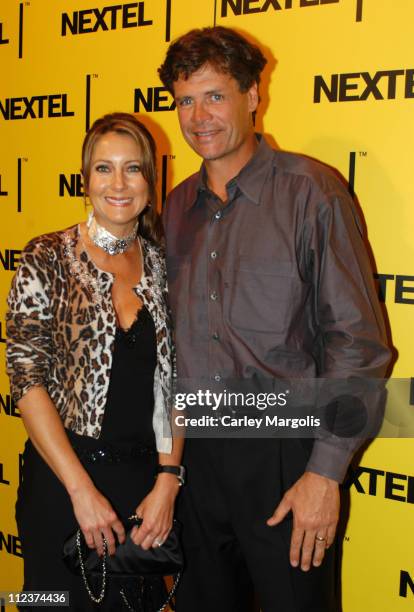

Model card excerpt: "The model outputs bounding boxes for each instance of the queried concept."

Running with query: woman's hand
[70,483,125,556]
[130,474,180,550]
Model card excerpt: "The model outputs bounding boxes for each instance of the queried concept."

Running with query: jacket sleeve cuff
[306,440,355,483]
[9,380,47,405]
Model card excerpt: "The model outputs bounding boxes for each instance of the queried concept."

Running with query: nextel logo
[62,3,152,36]
[400,571,414,598]
[0,94,74,120]
[0,174,7,196]
[0,531,22,558]
[222,0,339,16]
[134,87,175,113]
[375,274,414,305]
[314,69,414,102]
[59,173,84,197]
[0,321,6,343]
[0,463,10,486]
[0,393,21,418]
[0,249,21,271]
[0,22,9,45]
[346,466,414,504]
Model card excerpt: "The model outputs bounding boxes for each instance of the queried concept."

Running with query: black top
[100,305,157,446]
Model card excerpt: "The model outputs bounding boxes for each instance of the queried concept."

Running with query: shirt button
[214,210,222,220]
[214,374,221,382]
[210,251,218,260]
[212,332,220,341]
[210,291,218,301]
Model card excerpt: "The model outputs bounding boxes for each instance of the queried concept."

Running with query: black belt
[71,442,156,465]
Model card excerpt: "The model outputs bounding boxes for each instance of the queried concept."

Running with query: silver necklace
[87,212,138,255]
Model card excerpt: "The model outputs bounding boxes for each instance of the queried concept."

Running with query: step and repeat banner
[0,1,413,610]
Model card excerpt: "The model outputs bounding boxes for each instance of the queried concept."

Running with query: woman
[6,112,183,610]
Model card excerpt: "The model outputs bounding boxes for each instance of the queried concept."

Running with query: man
[159,27,390,611]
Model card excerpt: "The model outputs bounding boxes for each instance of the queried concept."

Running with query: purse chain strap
[76,529,107,603]
[119,572,181,612]
[77,517,180,609]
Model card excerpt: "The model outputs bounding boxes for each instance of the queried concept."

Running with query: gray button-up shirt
[164,135,391,482]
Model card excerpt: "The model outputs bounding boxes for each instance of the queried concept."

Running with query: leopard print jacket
[6,224,173,452]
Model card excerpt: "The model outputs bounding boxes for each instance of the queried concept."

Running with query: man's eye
[95,164,110,172]
[211,94,223,102]
[178,97,192,107]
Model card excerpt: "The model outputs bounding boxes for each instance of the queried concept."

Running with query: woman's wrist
[66,472,95,498]
[154,472,181,495]
[156,464,185,486]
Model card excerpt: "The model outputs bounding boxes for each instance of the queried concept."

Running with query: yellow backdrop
[1,1,413,610]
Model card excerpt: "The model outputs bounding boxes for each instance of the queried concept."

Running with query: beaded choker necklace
[86,213,138,256]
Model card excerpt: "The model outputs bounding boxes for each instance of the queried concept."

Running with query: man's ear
[247,82,259,113]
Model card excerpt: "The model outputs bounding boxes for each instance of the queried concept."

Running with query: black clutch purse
[63,515,183,610]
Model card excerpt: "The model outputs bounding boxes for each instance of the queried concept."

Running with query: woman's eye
[95,164,110,173]
[128,164,141,172]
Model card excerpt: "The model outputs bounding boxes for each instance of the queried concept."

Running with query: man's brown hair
[158,26,267,94]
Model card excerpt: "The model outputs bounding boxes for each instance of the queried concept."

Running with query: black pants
[176,438,338,612]
[16,437,157,611]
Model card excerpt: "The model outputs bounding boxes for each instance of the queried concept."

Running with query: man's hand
[267,471,339,571]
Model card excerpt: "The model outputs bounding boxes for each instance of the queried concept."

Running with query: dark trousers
[176,438,338,612]
[16,438,157,611]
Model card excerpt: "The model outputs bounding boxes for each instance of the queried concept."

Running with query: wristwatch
[157,464,186,486]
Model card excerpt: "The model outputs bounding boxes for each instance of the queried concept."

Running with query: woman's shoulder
[140,237,168,292]
[140,236,166,261]
[22,224,78,259]
[9,226,79,304]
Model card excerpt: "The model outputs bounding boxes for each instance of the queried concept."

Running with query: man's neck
[204,133,258,203]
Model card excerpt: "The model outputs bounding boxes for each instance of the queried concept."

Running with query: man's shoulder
[166,171,200,208]
[273,149,348,196]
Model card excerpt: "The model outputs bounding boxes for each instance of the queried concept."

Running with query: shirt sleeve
[6,240,54,403]
[303,179,391,482]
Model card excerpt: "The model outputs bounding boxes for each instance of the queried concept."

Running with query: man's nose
[192,101,212,123]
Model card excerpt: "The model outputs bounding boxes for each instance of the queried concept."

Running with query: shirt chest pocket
[224,258,298,334]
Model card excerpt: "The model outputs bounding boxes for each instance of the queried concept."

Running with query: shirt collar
[191,134,274,209]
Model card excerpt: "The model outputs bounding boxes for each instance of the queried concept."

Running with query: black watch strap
[157,464,186,486]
